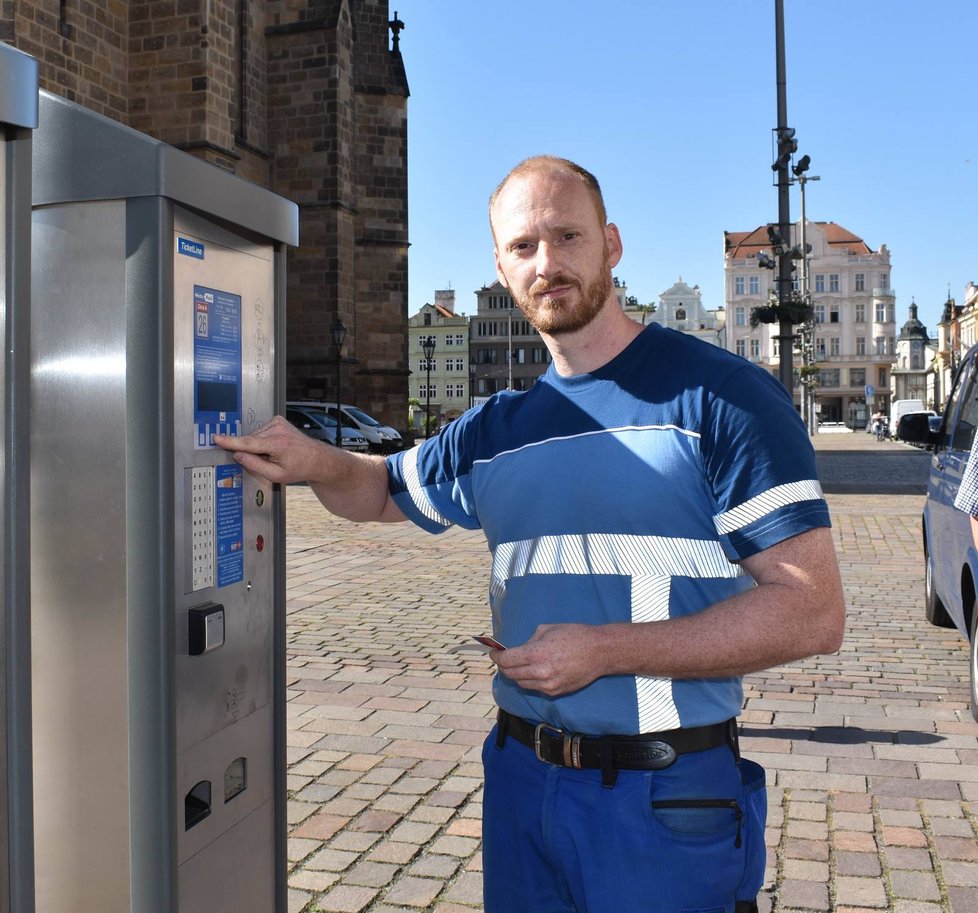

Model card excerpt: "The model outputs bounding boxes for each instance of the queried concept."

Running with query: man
[217,155,846,913]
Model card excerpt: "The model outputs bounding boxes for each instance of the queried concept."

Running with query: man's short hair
[489,155,608,229]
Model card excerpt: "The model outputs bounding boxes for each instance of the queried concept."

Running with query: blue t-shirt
[387,324,829,735]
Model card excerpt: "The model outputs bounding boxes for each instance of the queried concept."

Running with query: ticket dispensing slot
[185,781,212,830]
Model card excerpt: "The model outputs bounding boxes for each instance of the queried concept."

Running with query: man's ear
[494,249,510,289]
[605,223,623,270]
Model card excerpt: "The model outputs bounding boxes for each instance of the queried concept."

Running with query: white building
[892,300,937,406]
[645,278,725,347]
[724,220,897,427]
[408,289,471,430]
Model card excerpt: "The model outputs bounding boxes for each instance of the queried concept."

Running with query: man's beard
[514,257,613,336]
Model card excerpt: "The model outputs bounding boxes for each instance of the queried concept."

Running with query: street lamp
[330,316,346,448]
[469,359,476,409]
[422,334,436,439]
[792,155,819,435]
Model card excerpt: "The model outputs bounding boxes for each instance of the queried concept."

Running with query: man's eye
[513,242,532,252]
[561,232,579,241]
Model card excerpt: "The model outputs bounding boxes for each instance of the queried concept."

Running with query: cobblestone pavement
[284,435,978,913]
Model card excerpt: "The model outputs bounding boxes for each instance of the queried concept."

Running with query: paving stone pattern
[284,436,978,913]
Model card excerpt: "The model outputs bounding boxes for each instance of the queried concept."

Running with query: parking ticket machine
[1,41,38,913]
[30,92,297,913]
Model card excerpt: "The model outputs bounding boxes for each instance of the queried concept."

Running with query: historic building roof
[724,222,873,258]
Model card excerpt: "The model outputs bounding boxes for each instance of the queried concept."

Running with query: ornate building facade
[724,221,897,427]
[892,301,936,406]
[3,0,410,431]
[646,278,724,347]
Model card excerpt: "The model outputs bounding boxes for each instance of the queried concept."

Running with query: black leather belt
[497,709,738,786]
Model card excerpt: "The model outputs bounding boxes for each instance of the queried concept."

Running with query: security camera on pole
[750,0,814,408]
[792,154,820,435]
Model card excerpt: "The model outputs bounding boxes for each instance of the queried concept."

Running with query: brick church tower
[2,0,410,431]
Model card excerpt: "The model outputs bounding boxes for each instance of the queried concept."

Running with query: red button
[256,535,264,552]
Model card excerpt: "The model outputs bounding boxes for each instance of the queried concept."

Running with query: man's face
[491,170,622,336]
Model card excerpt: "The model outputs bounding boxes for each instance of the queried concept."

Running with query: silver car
[285,406,369,452]
[288,401,403,453]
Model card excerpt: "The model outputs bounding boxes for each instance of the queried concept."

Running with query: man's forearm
[309,451,404,523]
[492,527,845,696]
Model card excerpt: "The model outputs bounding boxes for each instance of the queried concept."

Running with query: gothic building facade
[3,0,410,430]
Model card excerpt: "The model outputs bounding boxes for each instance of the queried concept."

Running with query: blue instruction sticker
[193,285,242,448]
[215,464,244,588]
[178,237,205,259]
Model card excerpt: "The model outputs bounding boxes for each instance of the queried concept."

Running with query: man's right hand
[215,415,406,524]
[214,415,332,486]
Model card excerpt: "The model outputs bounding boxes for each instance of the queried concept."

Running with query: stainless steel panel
[178,800,275,913]
[31,200,132,912]
[0,43,39,128]
[176,702,274,865]
[172,207,277,755]
[33,92,297,246]
[170,208,279,883]
[3,60,38,909]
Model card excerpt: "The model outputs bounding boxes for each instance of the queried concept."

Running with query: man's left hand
[490,624,606,696]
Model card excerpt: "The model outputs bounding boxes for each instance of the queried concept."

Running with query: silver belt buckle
[534,723,563,765]
[534,723,584,768]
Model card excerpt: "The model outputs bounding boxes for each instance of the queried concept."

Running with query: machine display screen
[193,284,242,448]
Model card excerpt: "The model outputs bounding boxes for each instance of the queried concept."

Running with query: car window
[951,363,978,453]
[943,357,977,453]
[291,408,334,429]
[344,406,381,426]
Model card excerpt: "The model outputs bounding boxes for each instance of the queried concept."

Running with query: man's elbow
[809,597,846,657]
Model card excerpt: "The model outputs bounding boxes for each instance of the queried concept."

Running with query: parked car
[900,348,978,720]
[287,401,403,453]
[895,410,936,444]
[285,406,369,452]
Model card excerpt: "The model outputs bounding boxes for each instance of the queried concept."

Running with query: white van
[890,399,926,434]
[287,401,403,453]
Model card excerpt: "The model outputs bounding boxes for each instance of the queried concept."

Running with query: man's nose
[534,242,560,278]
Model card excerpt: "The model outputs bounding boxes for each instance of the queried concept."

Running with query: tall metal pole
[797,170,819,434]
[330,317,346,447]
[335,352,342,447]
[507,309,513,390]
[799,179,810,432]
[774,0,794,396]
[423,335,435,439]
[425,361,432,439]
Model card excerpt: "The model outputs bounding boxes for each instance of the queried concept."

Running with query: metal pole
[795,168,820,435]
[798,178,808,432]
[335,349,342,447]
[507,310,513,390]
[425,339,432,440]
[774,0,794,396]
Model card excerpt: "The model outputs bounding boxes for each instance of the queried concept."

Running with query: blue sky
[397,1,976,336]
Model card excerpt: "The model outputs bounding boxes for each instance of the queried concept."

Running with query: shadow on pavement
[740,725,945,745]
[815,450,931,495]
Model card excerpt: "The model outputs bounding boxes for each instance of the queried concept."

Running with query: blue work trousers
[482,725,766,913]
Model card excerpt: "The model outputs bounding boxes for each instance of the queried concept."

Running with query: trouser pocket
[736,758,768,903]
[651,797,745,846]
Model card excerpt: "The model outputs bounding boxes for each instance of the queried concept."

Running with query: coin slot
[224,757,247,803]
